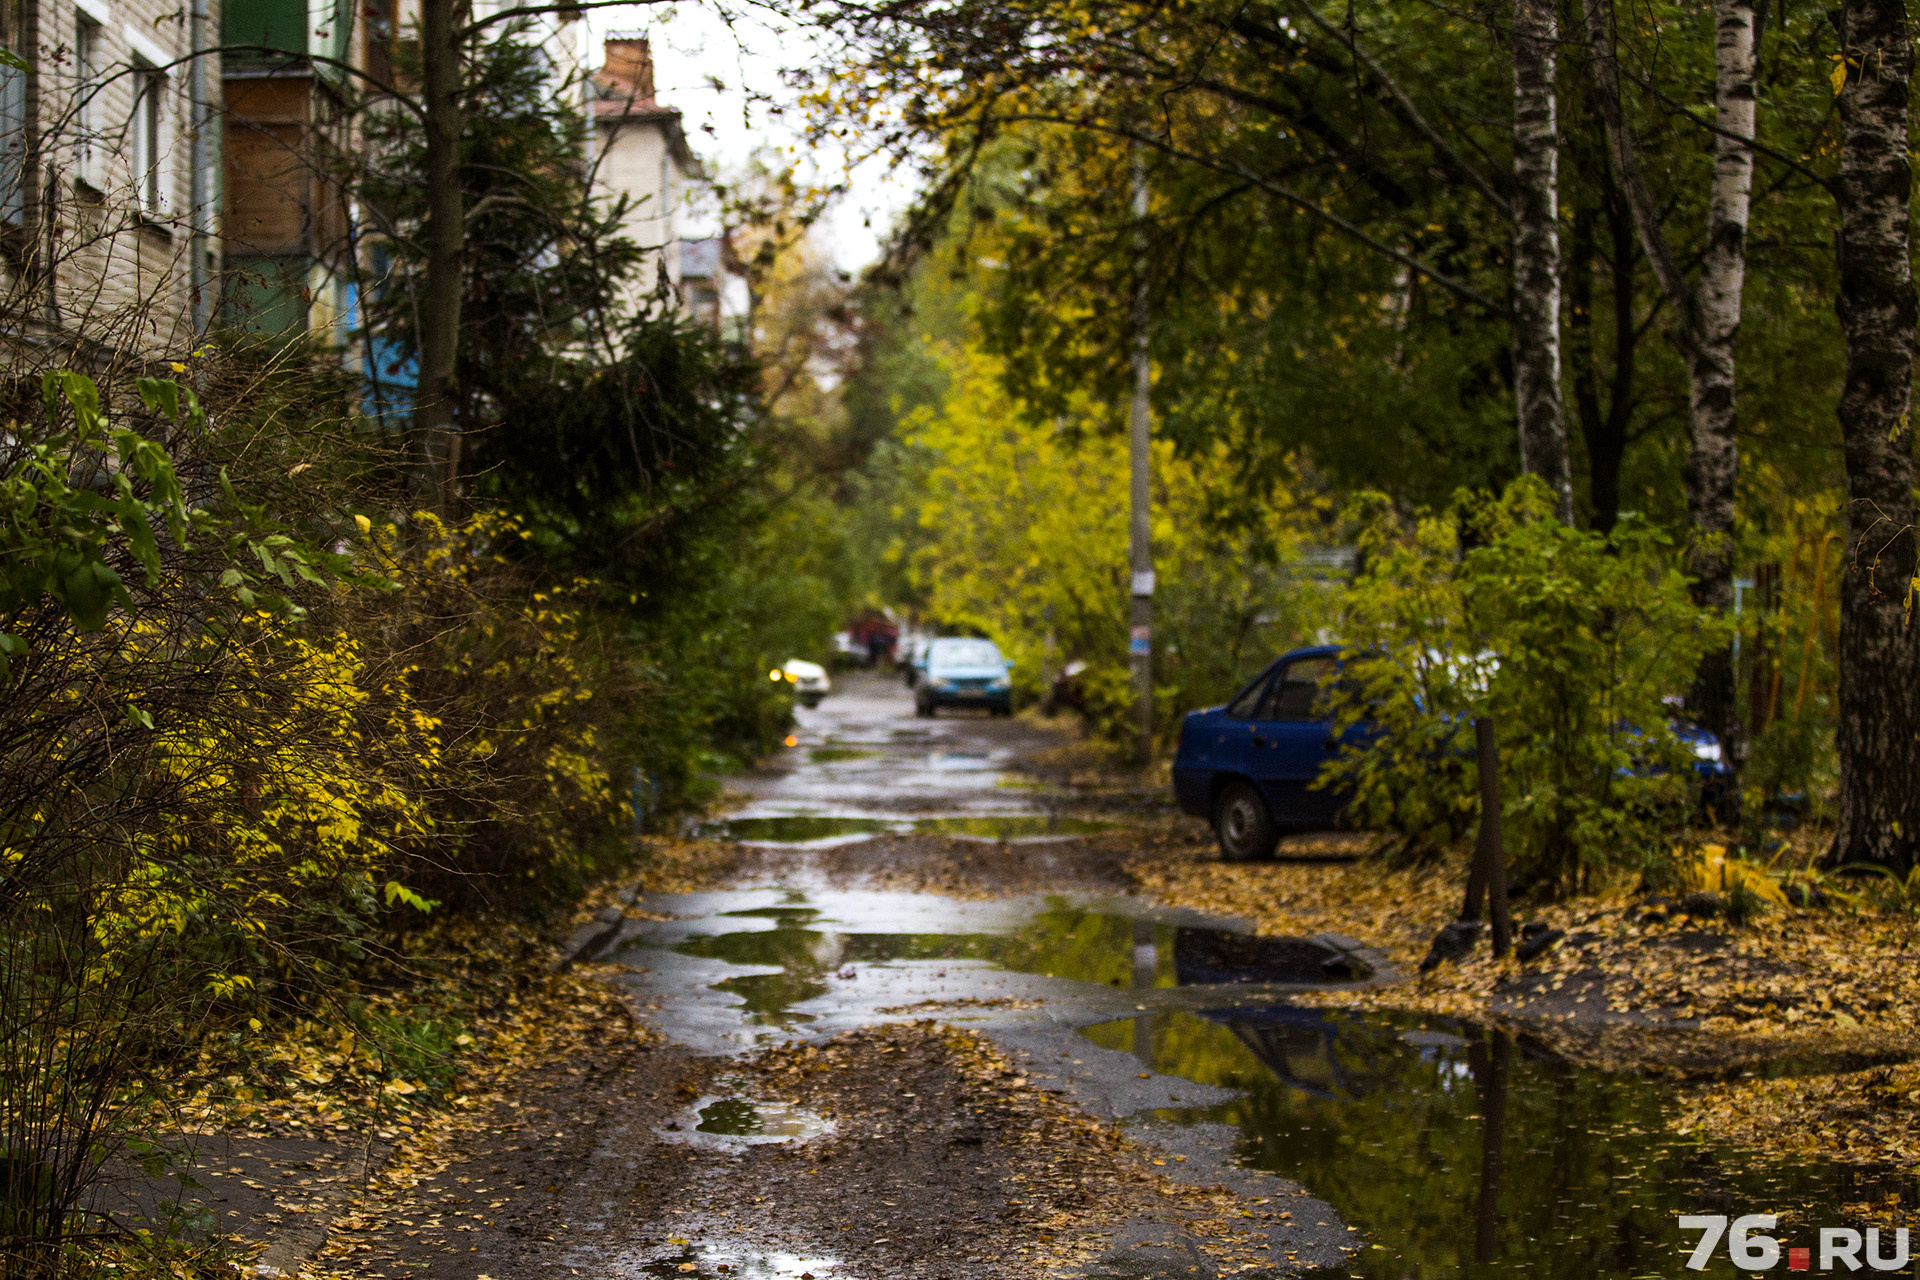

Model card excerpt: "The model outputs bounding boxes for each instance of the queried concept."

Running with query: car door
[1246,656,1343,826]
[1196,668,1275,788]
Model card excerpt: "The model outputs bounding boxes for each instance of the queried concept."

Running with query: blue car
[914,637,1014,717]
[1173,645,1736,861]
[1172,646,1363,860]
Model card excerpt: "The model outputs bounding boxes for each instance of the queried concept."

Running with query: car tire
[1213,780,1279,862]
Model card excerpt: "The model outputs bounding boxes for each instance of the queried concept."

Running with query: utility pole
[1128,155,1154,764]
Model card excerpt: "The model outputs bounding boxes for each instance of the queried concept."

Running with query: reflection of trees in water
[1095,1007,1895,1278]
[673,904,1160,1023]
[1219,1009,1372,1100]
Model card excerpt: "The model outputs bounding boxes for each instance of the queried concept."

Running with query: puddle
[698,814,1114,844]
[807,747,876,763]
[910,815,1113,839]
[701,816,897,843]
[693,1096,831,1141]
[664,1092,835,1152]
[1172,928,1369,982]
[631,1242,843,1278]
[658,899,1362,1028]
[1085,1007,1920,1278]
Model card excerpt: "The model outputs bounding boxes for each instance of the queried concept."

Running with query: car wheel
[1213,780,1279,862]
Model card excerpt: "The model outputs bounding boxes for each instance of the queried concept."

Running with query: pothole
[662,1093,835,1149]
[632,1242,843,1278]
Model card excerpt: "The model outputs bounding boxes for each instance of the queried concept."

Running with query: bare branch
[1290,3,1511,218]
[458,0,676,40]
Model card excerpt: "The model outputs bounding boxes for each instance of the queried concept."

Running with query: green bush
[1326,477,1725,894]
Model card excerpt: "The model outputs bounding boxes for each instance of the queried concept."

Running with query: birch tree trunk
[1682,0,1757,755]
[415,0,466,507]
[1510,0,1572,522]
[1582,0,1753,751]
[1832,0,1920,874]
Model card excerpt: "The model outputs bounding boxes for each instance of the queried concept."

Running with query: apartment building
[590,33,699,318]
[2,0,219,359]
[216,0,356,340]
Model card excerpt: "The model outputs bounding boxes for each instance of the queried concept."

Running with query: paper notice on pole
[1129,626,1151,656]
[1130,570,1156,597]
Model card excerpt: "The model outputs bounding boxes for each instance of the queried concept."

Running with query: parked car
[782,658,830,709]
[1173,645,1736,861]
[914,638,1013,717]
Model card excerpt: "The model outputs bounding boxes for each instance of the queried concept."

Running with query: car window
[928,639,1002,668]
[1257,657,1338,721]
[1224,672,1271,720]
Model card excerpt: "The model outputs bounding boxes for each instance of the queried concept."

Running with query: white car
[782,658,830,708]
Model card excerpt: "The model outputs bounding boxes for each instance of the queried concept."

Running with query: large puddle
[1088,1007,1920,1278]
[699,814,1114,844]
[613,887,1918,1276]
[657,898,1366,1028]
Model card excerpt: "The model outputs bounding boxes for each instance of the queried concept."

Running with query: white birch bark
[1685,0,1756,619]
[1511,0,1572,522]
[1582,0,1754,741]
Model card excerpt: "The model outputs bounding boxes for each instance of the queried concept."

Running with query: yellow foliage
[1674,843,1791,906]
[909,342,1322,735]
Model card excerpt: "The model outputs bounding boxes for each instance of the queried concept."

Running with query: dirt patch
[307,1020,1320,1279]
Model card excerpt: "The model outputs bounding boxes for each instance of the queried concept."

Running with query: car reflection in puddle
[1085,1007,1917,1279]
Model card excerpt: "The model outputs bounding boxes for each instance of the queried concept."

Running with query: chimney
[601,34,655,103]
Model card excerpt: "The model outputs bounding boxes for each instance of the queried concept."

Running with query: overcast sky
[584,2,917,269]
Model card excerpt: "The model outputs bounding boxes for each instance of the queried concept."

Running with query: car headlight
[989,676,1010,690]
[1693,740,1723,762]
[930,678,954,690]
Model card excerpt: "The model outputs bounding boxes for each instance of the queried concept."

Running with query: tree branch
[457,0,675,40]
[978,111,1500,310]
[1579,0,1695,335]
[1288,2,1511,218]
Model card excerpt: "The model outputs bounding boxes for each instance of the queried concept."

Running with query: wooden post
[1475,717,1514,957]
